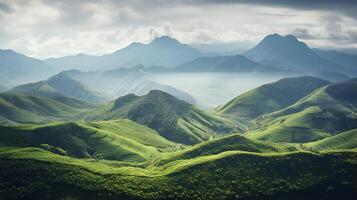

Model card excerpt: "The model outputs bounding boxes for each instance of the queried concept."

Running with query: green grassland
[0,147,356,200]
[0,119,178,162]
[247,80,357,143]
[305,128,357,150]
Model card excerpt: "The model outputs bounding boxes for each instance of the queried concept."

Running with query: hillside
[217,76,330,119]
[85,90,237,144]
[314,49,357,76]
[0,119,177,162]
[44,53,100,71]
[0,49,54,84]
[9,72,109,104]
[0,93,93,125]
[244,34,343,74]
[0,147,355,199]
[248,79,357,143]
[175,54,297,75]
[305,128,357,150]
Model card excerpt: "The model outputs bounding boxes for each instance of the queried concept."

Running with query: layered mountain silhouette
[9,72,109,104]
[244,34,354,75]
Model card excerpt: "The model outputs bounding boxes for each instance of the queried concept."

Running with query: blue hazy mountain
[44,53,100,71]
[43,36,202,71]
[0,49,54,84]
[244,34,345,74]
[314,71,350,82]
[314,49,357,76]
[175,54,299,75]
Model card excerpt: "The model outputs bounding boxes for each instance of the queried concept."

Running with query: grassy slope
[0,93,92,125]
[217,76,329,119]
[85,90,237,145]
[0,147,355,200]
[0,119,177,162]
[248,80,357,143]
[306,128,357,150]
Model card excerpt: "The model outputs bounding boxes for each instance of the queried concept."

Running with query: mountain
[244,34,346,74]
[44,53,99,71]
[306,128,357,150]
[248,78,357,143]
[0,119,177,162]
[314,49,357,76]
[72,36,201,70]
[85,90,237,144]
[9,72,109,104]
[63,68,196,104]
[0,93,93,125]
[0,49,54,84]
[175,54,298,75]
[217,76,330,119]
[315,71,350,82]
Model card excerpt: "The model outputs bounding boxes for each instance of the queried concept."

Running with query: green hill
[248,79,357,143]
[0,93,92,125]
[0,119,177,162]
[9,72,109,104]
[305,128,357,150]
[85,90,237,144]
[0,147,355,199]
[218,76,329,119]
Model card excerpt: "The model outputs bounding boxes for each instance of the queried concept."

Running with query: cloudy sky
[0,0,357,58]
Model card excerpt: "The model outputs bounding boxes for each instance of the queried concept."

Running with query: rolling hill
[0,147,355,199]
[9,72,109,104]
[0,49,54,84]
[248,79,357,143]
[244,34,345,74]
[85,90,237,144]
[217,76,330,119]
[0,93,93,125]
[0,119,177,162]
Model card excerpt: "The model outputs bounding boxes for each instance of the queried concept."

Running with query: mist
[151,73,287,108]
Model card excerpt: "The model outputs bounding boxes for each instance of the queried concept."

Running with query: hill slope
[248,79,357,143]
[0,147,355,199]
[0,119,177,162]
[218,76,330,119]
[9,72,109,104]
[305,128,357,150]
[0,93,92,125]
[85,90,237,144]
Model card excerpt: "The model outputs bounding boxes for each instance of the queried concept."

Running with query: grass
[306,128,357,150]
[0,147,356,200]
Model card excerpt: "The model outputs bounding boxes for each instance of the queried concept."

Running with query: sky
[0,0,357,59]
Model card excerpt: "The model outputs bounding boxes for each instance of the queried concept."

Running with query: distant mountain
[314,70,350,82]
[85,90,236,144]
[218,76,330,119]
[0,93,93,125]
[314,49,357,76]
[244,34,346,74]
[95,36,202,69]
[175,54,298,75]
[44,53,99,71]
[9,72,109,104]
[249,78,357,143]
[63,67,196,104]
[0,49,54,84]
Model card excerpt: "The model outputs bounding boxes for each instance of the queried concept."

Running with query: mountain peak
[151,36,180,45]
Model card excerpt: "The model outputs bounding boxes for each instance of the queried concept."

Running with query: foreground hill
[0,93,92,125]
[248,79,357,143]
[9,72,109,104]
[0,119,177,162]
[85,90,237,144]
[0,49,54,84]
[244,34,346,74]
[0,147,355,199]
[217,76,330,119]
